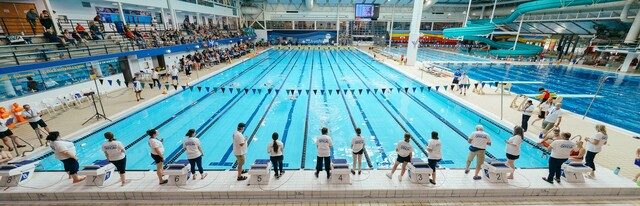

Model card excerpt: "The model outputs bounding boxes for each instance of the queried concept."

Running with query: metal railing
[521,9,638,22]
[0,17,44,36]
[0,41,138,67]
[57,18,167,34]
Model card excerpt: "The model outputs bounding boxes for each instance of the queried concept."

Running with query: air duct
[620,0,637,22]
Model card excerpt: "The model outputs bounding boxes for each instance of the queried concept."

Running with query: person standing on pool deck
[633,148,640,183]
[183,129,207,180]
[315,127,333,179]
[538,88,551,104]
[539,103,563,139]
[267,132,284,179]
[23,104,50,139]
[147,129,167,184]
[170,65,179,85]
[102,132,127,185]
[505,126,524,180]
[47,131,85,184]
[233,123,249,181]
[452,69,462,91]
[458,72,470,95]
[351,128,365,175]
[543,132,575,184]
[132,77,143,102]
[386,133,413,181]
[531,98,553,127]
[427,131,442,185]
[520,100,535,132]
[465,125,492,180]
[0,118,27,151]
[584,124,608,179]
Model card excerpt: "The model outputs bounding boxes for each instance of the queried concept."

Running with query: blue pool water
[34,49,549,171]
[443,64,640,134]
[387,47,488,62]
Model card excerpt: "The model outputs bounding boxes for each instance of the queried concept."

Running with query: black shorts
[396,155,411,163]
[110,157,127,174]
[151,153,164,164]
[353,148,364,155]
[61,158,79,175]
[541,98,549,104]
[135,90,142,93]
[172,76,178,80]
[538,112,546,119]
[452,79,460,84]
[0,129,13,139]
[29,119,47,129]
[428,159,441,172]
[506,153,520,160]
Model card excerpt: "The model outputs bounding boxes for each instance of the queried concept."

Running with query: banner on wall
[96,6,154,24]
[268,30,337,45]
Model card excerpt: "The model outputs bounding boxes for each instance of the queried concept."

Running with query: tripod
[82,78,112,125]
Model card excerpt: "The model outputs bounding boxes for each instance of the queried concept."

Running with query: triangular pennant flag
[494,81,499,87]
[481,82,486,88]
[173,85,178,90]
[466,84,471,89]
[147,83,152,88]
[373,89,378,94]
[336,89,340,94]
[117,79,122,86]
[320,90,325,95]
[387,88,392,93]
[412,87,416,93]
[236,88,241,93]
[99,79,104,85]
[230,88,235,93]
[165,84,169,90]
[107,80,113,86]
[197,86,202,92]
[451,85,455,90]
[157,83,161,90]
[297,89,302,95]
[427,86,431,91]
[252,89,256,94]
[329,90,333,95]
[189,86,193,91]
[306,90,310,95]
[268,88,272,94]
[420,87,424,92]
[474,83,479,89]
[366,89,370,94]
[258,89,262,94]
[244,89,249,94]
[443,85,448,91]
[205,87,210,92]
[222,88,226,93]
[350,89,354,94]
[358,89,363,94]
[141,83,145,89]
[213,87,218,93]
[404,88,408,93]
[313,89,317,95]
[275,89,280,94]
[181,85,186,90]
[435,86,440,91]
[343,89,348,94]
[397,88,402,93]
[381,88,385,93]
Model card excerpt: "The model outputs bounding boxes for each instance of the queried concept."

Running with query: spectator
[75,23,92,40]
[62,29,78,46]
[39,10,54,31]
[71,31,89,47]
[93,12,104,30]
[26,77,38,92]
[44,29,66,46]
[89,21,103,40]
[26,8,38,34]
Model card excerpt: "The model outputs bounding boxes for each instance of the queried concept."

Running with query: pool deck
[1,46,639,204]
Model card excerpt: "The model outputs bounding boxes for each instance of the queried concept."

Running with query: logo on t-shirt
[560,144,574,149]
[318,138,330,143]
[103,145,118,150]
[400,145,411,151]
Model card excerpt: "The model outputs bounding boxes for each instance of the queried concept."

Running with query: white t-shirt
[0,118,8,132]
[396,141,413,158]
[545,107,563,123]
[171,68,179,76]
[505,135,523,156]
[427,139,442,160]
[469,131,491,149]
[523,104,534,116]
[550,139,575,159]
[267,140,284,156]
[183,137,202,159]
[152,70,159,79]
[315,135,333,157]
[351,135,365,153]
[23,108,42,122]
[102,140,125,161]
[540,103,551,112]
[233,131,247,156]
[50,140,76,160]
[133,81,142,91]
[586,132,607,153]
[459,75,470,85]
[148,138,164,155]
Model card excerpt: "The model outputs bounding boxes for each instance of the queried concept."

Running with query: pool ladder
[583,76,611,119]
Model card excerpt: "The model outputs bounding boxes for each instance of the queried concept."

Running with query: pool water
[34,49,549,171]
[386,47,488,62]
[443,64,640,134]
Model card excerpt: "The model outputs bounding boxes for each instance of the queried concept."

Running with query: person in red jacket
[538,87,551,104]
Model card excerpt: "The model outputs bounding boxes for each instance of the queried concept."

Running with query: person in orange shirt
[75,23,93,40]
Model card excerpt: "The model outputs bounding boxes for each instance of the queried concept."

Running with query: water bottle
[613,167,620,175]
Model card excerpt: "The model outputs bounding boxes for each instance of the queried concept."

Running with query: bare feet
[73,177,86,183]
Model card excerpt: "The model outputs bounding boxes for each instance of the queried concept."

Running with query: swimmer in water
[342,77,347,82]
[231,83,239,87]
[290,95,296,100]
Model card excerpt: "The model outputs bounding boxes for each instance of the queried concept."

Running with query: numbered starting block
[165,160,191,186]
[561,162,592,183]
[330,159,351,184]
[0,160,39,187]
[78,160,116,186]
[407,158,433,184]
[248,159,271,185]
[481,160,511,183]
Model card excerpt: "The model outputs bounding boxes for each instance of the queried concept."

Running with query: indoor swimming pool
[33,49,549,172]
[386,47,489,62]
[443,64,640,134]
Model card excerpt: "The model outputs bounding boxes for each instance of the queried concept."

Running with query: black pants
[547,157,567,180]
[270,155,284,175]
[188,156,204,174]
[152,79,161,87]
[521,114,531,132]
[316,156,331,175]
[585,151,598,171]
[28,20,37,33]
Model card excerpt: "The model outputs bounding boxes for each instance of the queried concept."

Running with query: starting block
[482,160,511,183]
[561,162,592,183]
[407,158,433,183]
[0,160,39,187]
[248,159,271,185]
[78,160,116,186]
[165,160,191,185]
[330,159,350,184]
